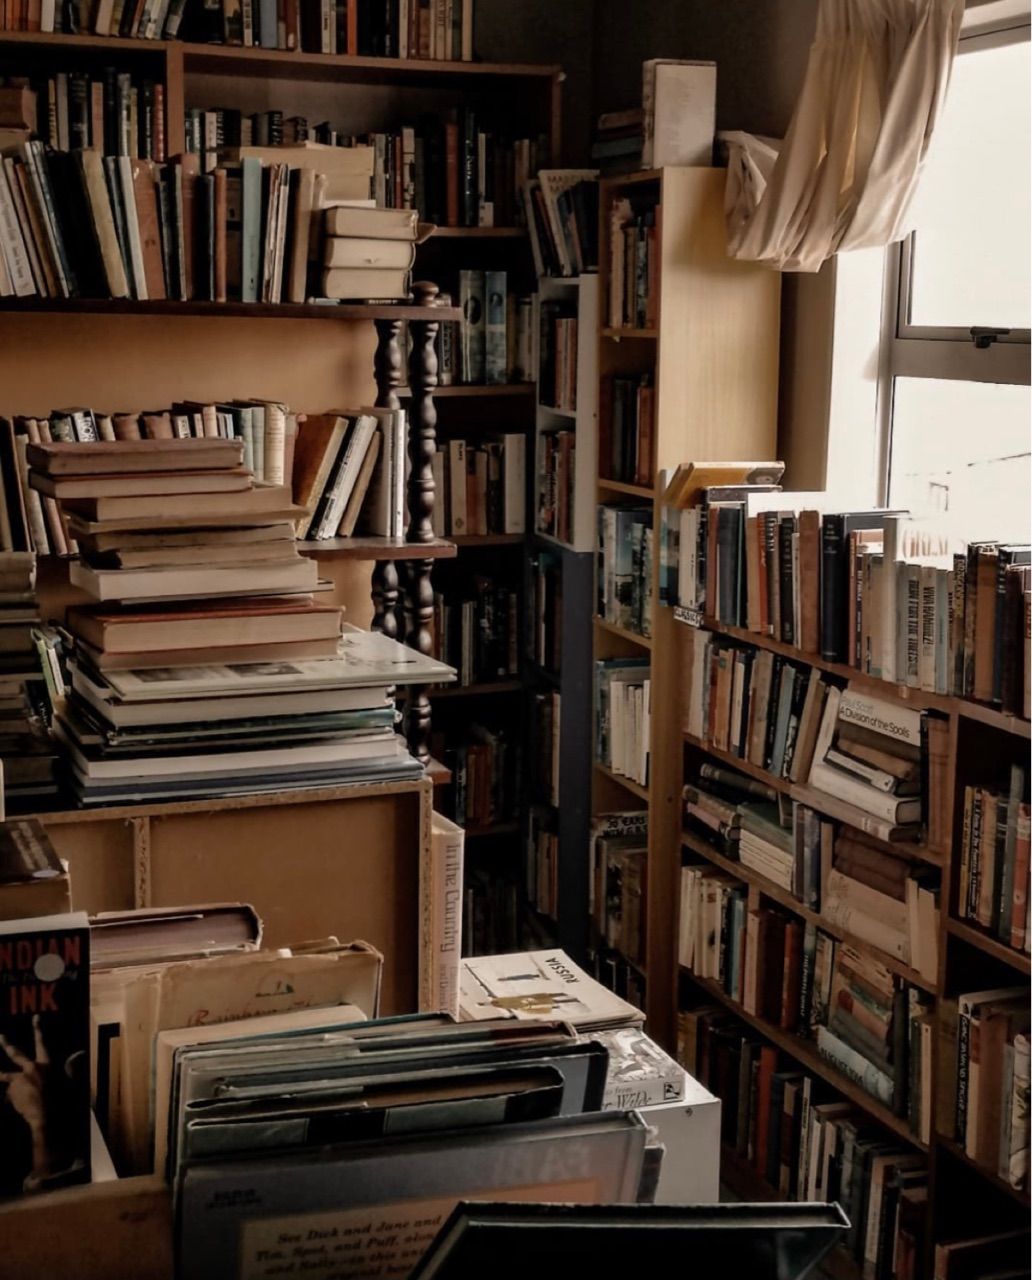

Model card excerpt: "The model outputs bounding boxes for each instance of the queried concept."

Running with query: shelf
[298,536,456,560]
[597,477,654,499]
[595,617,653,649]
[593,761,650,801]
[945,918,1032,975]
[600,169,662,188]
[673,612,1031,741]
[428,227,528,239]
[935,1135,1031,1206]
[600,326,658,339]
[538,403,577,419]
[425,757,452,788]
[680,828,939,994]
[432,679,523,699]
[429,383,535,398]
[718,1146,862,1280]
[681,972,928,1152]
[0,297,463,322]
[681,733,942,867]
[463,821,520,838]
[450,533,525,547]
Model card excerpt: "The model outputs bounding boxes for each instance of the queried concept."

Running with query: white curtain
[721,0,965,272]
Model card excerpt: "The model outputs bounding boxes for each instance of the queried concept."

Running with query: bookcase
[591,166,781,1041]
[524,270,597,960]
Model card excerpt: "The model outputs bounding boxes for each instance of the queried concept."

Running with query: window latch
[970,326,1010,349]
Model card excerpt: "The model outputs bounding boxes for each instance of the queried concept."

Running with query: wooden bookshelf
[299,536,457,561]
[0,298,463,323]
[592,166,781,1043]
[431,680,523,699]
[944,918,1031,976]
[593,761,650,803]
[428,383,536,398]
[935,1136,1031,1208]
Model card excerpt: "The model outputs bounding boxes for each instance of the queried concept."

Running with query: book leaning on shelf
[662,468,1031,719]
[431,433,525,537]
[957,764,1031,955]
[677,1003,929,1280]
[0,0,476,59]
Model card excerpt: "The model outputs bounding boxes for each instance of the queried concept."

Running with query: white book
[316,414,379,538]
[458,949,644,1030]
[447,438,467,535]
[502,433,525,534]
[429,812,464,1018]
[0,162,34,296]
[117,155,147,301]
[641,59,716,168]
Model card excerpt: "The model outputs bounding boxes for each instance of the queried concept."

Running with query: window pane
[907,35,1031,329]
[889,377,1030,542]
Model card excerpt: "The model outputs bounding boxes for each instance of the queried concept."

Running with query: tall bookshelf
[591,167,781,1041]
[673,603,1031,1275]
[524,271,598,961]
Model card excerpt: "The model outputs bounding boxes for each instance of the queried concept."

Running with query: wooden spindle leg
[373,317,405,410]
[370,558,399,638]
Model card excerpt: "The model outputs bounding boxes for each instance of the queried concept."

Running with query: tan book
[320,266,410,300]
[78,148,129,299]
[336,429,381,537]
[92,537,294,569]
[228,141,374,180]
[60,481,288,523]
[140,412,174,440]
[68,553,318,602]
[28,437,243,476]
[322,236,416,270]
[130,157,166,301]
[973,548,998,703]
[73,520,295,555]
[176,153,200,301]
[68,596,342,653]
[291,414,349,527]
[67,502,308,535]
[78,634,342,670]
[111,412,143,441]
[286,166,316,304]
[31,468,253,501]
[323,205,419,239]
[213,165,227,303]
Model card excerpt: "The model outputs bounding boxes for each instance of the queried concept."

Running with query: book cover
[0,911,90,1197]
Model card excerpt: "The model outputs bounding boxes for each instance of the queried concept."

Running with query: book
[26,437,244,476]
[459,950,644,1031]
[0,911,91,1197]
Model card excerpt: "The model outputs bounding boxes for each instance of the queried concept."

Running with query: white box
[642,59,717,169]
[639,1069,722,1203]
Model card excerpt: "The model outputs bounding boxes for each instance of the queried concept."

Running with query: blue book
[241,157,262,304]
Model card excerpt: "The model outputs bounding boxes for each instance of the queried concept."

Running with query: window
[879,12,1031,541]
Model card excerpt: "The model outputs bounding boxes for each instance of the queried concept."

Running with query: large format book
[641,59,717,168]
[67,596,343,654]
[25,437,245,475]
[459,949,644,1031]
[320,266,410,300]
[30,468,254,500]
[59,481,291,524]
[68,554,318,602]
[0,911,91,1198]
[177,1111,652,1280]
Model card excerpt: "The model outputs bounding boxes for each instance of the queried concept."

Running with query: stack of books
[602,372,655,487]
[590,108,644,175]
[318,204,425,302]
[0,552,58,806]
[292,406,406,541]
[431,434,525,537]
[679,1005,930,1279]
[957,764,1031,954]
[606,195,657,330]
[953,985,1030,1190]
[27,437,451,805]
[597,503,653,638]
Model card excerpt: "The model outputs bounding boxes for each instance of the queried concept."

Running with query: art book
[0,911,90,1197]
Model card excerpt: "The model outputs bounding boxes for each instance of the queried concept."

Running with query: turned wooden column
[370,316,405,638]
[402,282,441,763]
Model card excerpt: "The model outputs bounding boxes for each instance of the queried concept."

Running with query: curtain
[721,0,965,272]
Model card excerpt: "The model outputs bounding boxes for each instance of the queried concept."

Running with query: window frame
[875,17,1032,502]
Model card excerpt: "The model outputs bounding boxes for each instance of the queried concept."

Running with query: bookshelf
[523,271,597,961]
[673,605,1031,1272]
[591,166,781,1039]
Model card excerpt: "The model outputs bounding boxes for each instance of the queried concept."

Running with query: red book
[780,918,804,1032]
[753,1044,778,1174]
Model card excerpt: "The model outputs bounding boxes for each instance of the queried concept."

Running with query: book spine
[817,1025,894,1106]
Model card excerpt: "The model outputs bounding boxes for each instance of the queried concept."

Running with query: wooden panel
[144,788,427,1015]
[0,314,377,420]
[656,167,780,468]
[41,818,137,914]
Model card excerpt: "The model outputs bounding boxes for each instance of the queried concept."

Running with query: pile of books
[953,985,1030,1190]
[0,139,372,304]
[595,658,650,788]
[27,436,451,804]
[591,107,644,175]
[0,552,58,806]
[663,466,1031,719]
[319,203,425,302]
[4,401,299,555]
[523,169,599,278]
[679,1004,929,1279]
[431,434,525,537]
[293,406,406,541]
[597,503,653,638]
[957,764,1031,954]
[0,0,475,58]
